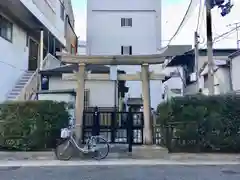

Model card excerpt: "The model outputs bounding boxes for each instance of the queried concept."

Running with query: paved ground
[1,163,240,180]
[0,145,168,160]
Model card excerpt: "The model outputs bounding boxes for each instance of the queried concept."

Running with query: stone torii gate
[56,45,191,144]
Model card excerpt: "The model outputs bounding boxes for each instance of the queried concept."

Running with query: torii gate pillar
[75,63,85,143]
[141,63,152,144]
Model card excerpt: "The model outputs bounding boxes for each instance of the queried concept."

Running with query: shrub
[157,94,240,152]
[0,101,69,151]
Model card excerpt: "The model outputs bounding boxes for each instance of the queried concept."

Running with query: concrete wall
[48,77,117,107]
[162,66,184,100]
[78,41,86,55]
[214,67,231,94]
[184,55,230,95]
[202,67,230,95]
[231,55,240,91]
[38,93,75,103]
[87,0,162,109]
[78,46,87,55]
[0,13,29,102]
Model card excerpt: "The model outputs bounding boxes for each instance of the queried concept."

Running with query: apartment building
[86,0,162,109]
[0,0,77,102]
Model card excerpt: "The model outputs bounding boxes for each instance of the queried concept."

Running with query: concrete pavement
[1,163,240,180]
[0,145,168,160]
[1,145,240,164]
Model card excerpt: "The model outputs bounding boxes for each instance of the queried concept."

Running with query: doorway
[28,38,39,71]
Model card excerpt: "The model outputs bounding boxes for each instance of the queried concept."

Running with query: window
[121,46,132,55]
[121,18,132,27]
[60,2,64,21]
[0,15,13,42]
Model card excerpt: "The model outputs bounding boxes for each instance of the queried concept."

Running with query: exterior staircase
[6,53,61,101]
[6,71,38,101]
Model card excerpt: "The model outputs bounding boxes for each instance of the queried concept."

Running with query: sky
[71,0,240,49]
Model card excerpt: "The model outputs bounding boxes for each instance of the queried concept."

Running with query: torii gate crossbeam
[56,45,191,144]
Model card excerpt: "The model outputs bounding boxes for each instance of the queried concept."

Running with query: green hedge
[0,101,69,151]
[157,94,240,152]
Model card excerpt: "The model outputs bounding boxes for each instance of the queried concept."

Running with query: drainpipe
[38,29,44,92]
[39,30,44,70]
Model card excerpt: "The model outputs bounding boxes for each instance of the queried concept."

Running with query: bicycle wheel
[89,136,109,160]
[54,138,74,161]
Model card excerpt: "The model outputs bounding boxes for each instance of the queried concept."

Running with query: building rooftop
[40,64,125,76]
[167,48,238,67]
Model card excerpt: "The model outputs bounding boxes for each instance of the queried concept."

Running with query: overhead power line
[213,24,240,43]
[196,0,203,32]
[200,23,240,48]
[167,0,197,45]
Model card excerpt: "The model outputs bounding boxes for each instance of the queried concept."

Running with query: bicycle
[54,125,109,160]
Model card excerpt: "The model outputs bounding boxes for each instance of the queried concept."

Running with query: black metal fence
[82,107,144,145]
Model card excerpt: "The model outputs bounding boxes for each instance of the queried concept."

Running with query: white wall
[38,93,75,103]
[20,0,66,45]
[78,46,86,55]
[231,55,240,91]
[0,13,29,102]
[78,40,86,55]
[214,67,231,94]
[184,55,231,95]
[201,67,230,95]
[162,66,184,100]
[87,0,162,109]
[48,77,117,107]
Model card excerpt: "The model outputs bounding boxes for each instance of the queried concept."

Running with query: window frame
[121,18,132,27]
[121,46,132,55]
[60,2,65,21]
[0,14,13,42]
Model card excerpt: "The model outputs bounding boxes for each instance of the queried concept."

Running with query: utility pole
[206,0,215,95]
[194,31,200,92]
[227,22,240,49]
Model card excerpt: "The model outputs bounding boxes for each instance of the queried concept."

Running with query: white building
[162,66,184,100]
[163,49,236,98]
[78,40,87,55]
[199,59,231,95]
[229,50,240,91]
[38,64,129,109]
[87,0,162,109]
[0,0,77,102]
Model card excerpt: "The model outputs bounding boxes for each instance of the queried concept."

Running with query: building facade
[78,40,87,55]
[164,49,236,98]
[0,0,77,102]
[87,0,162,109]
[229,51,240,91]
[39,64,128,108]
